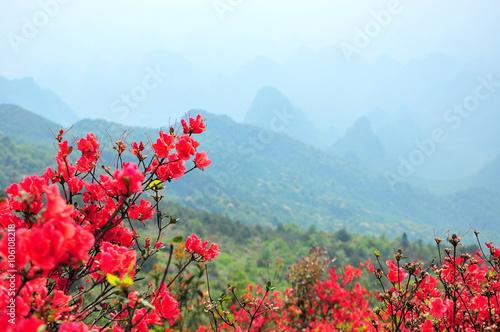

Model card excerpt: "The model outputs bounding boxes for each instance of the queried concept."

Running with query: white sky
[1,0,500,76]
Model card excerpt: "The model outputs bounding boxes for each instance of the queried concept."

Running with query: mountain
[70,112,500,240]
[30,51,500,181]
[328,116,389,171]
[244,86,323,147]
[0,76,79,126]
[0,132,54,189]
[467,154,500,193]
[0,104,62,144]
[2,107,499,240]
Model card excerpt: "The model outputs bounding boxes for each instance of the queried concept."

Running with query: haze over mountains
[2,48,499,184]
[0,76,79,126]
[2,0,499,243]
[1,104,499,242]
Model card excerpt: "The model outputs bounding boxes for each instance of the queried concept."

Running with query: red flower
[386,260,408,283]
[185,234,220,261]
[132,308,162,332]
[77,133,100,158]
[112,163,145,196]
[429,298,447,319]
[152,131,175,158]
[181,114,206,135]
[152,284,181,325]
[204,243,220,261]
[421,319,435,332]
[167,154,186,180]
[83,182,106,203]
[76,155,96,173]
[176,135,199,161]
[56,156,76,182]
[130,141,145,158]
[194,152,211,170]
[59,322,90,332]
[58,140,72,159]
[93,242,136,279]
[67,176,85,193]
[128,199,154,221]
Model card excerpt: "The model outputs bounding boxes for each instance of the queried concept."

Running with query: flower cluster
[0,114,217,331]
[373,234,500,331]
[200,248,377,331]
[185,234,220,262]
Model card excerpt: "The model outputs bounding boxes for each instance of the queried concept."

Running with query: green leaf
[121,276,134,286]
[107,273,134,286]
[107,274,120,286]
[171,236,183,243]
[149,180,162,188]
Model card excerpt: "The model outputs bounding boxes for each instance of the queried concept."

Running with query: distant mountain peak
[468,153,500,193]
[345,116,371,135]
[329,116,388,170]
[243,86,325,147]
[0,76,79,126]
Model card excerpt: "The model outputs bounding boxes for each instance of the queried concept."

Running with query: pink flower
[176,135,199,161]
[429,298,447,319]
[152,284,181,325]
[185,234,220,262]
[181,114,206,135]
[168,154,186,179]
[58,140,72,158]
[59,322,90,332]
[194,152,211,170]
[77,133,100,158]
[93,242,137,279]
[128,199,155,221]
[112,163,145,196]
[130,141,145,157]
[386,260,408,283]
[152,131,175,158]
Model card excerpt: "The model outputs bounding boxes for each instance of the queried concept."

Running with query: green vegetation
[73,113,500,240]
[0,104,62,144]
[141,201,436,294]
[0,133,54,189]
[2,105,499,241]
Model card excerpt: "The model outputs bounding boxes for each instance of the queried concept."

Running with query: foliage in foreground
[374,233,500,331]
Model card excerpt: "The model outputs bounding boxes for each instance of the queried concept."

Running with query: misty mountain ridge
[468,154,500,194]
[243,86,338,148]
[0,104,62,144]
[4,48,500,182]
[0,76,78,126]
[1,104,499,242]
[328,116,388,171]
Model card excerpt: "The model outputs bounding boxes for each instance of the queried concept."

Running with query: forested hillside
[73,113,500,239]
[1,104,499,240]
[0,133,54,188]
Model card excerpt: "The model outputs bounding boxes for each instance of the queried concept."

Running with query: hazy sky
[2,0,500,78]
